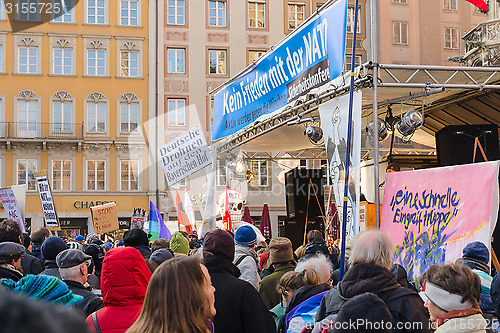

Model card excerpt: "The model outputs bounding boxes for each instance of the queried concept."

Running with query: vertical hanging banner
[158,125,212,186]
[35,171,59,228]
[0,188,24,232]
[91,202,119,234]
[381,161,500,287]
[212,0,347,140]
[319,91,362,238]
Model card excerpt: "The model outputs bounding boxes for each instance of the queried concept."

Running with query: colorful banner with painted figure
[381,161,500,287]
[212,0,347,140]
[319,91,361,238]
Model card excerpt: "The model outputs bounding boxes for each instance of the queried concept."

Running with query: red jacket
[86,247,151,333]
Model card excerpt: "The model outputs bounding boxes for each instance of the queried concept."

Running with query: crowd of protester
[2,217,500,333]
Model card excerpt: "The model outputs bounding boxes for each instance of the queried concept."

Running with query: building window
[87,160,106,191]
[17,159,37,190]
[167,48,186,74]
[87,100,106,133]
[120,50,139,77]
[208,0,226,27]
[53,48,72,75]
[120,100,139,133]
[0,45,3,72]
[17,99,38,137]
[249,160,268,186]
[444,27,459,49]
[87,49,106,75]
[52,160,71,191]
[288,3,305,30]
[392,0,406,3]
[248,1,265,28]
[345,54,362,71]
[347,6,361,34]
[87,0,106,24]
[167,98,185,126]
[208,49,226,75]
[443,0,457,10]
[167,0,185,25]
[0,0,4,19]
[120,160,139,191]
[53,0,74,22]
[393,21,408,45]
[120,0,139,25]
[216,160,227,186]
[249,50,265,64]
[18,47,38,74]
[53,100,73,132]
[17,0,39,21]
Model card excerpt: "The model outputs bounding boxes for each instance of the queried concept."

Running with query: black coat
[316,263,432,333]
[0,265,23,281]
[31,243,44,263]
[63,280,104,316]
[204,258,275,333]
[21,253,43,275]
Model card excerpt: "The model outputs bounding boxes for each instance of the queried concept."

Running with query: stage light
[305,126,323,144]
[366,118,389,142]
[396,109,424,137]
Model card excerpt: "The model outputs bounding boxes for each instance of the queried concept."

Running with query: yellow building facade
[0,0,151,236]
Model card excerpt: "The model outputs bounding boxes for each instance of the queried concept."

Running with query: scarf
[436,306,482,327]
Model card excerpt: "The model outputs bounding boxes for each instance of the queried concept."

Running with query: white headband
[419,281,473,312]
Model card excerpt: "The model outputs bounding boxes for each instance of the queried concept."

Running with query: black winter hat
[203,229,235,262]
[123,229,149,247]
[41,236,67,260]
[333,292,392,333]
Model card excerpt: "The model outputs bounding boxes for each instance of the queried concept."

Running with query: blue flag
[149,200,171,241]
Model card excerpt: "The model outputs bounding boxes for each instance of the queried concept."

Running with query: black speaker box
[285,168,324,218]
[283,216,324,250]
[435,124,500,166]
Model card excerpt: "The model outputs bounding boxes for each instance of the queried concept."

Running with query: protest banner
[319,92,362,237]
[212,0,347,140]
[158,125,212,186]
[131,207,146,230]
[381,161,500,287]
[0,188,24,232]
[35,171,59,228]
[91,202,119,234]
[11,184,27,223]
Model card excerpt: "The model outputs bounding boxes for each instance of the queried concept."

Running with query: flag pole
[339,0,360,281]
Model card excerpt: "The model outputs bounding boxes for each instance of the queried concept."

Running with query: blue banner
[212,0,347,141]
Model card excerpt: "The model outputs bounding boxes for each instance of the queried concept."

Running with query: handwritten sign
[381,161,500,287]
[158,126,212,186]
[36,173,59,228]
[91,202,119,234]
[0,188,24,232]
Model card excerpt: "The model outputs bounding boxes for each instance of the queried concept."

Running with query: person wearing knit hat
[1,274,83,306]
[456,241,495,318]
[188,230,202,250]
[67,241,84,252]
[40,236,67,279]
[0,242,25,281]
[233,225,260,289]
[258,237,295,309]
[170,232,189,256]
[75,235,85,244]
[86,233,99,245]
[331,293,392,333]
[123,228,152,259]
[202,229,275,333]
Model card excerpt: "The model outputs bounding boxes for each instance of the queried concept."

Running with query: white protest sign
[0,188,24,232]
[11,185,27,222]
[36,172,59,228]
[158,126,212,186]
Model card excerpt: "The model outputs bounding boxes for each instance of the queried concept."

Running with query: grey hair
[349,230,395,269]
[295,254,332,284]
[59,265,84,281]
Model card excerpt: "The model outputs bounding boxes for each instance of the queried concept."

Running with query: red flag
[176,190,193,233]
[222,188,232,231]
[466,0,487,11]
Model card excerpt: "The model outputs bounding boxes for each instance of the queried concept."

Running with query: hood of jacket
[340,263,400,299]
[235,245,258,261]
[286,283,331,314]
[304,242,330,256]
[204,257,241,278]
[101,247,151,307]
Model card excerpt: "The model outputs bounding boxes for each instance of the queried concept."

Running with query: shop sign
[74,200,114,209]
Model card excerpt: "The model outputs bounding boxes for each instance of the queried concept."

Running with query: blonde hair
[276,268,321,296]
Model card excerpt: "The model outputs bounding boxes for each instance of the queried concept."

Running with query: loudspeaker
[283,216,324,250]
[285,168,324,218]
[436,125,500,166]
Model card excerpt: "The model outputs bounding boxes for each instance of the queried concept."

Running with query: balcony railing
[0,122,84,140]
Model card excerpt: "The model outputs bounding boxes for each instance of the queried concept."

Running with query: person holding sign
[419,263,487,332]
